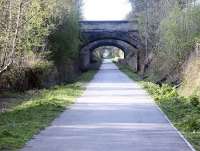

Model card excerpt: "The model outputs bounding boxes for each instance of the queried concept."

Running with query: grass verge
[0,70,97,150]
[117,63,200,151]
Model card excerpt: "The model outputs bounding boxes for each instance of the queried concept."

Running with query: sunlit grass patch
[0,70,97,150]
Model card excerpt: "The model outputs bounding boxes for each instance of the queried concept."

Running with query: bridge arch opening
[92,46,125,62]
[80,39,139,70]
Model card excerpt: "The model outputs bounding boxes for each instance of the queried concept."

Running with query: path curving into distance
[21,61,194,151]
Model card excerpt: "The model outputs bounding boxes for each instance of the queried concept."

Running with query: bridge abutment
[126,52,139,72]
[80,51,90,71]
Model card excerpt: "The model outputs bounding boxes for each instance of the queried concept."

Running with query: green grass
[0,70,97,150]
[117,63,200,151]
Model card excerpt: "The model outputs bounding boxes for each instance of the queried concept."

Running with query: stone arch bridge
[80,21,143,71]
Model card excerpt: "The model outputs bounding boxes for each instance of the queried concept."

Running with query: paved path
[21,62,194,151]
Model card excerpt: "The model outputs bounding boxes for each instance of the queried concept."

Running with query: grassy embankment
[0,70,97,150]
[118,64,200,151]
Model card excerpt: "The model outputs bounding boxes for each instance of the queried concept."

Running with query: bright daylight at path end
[0,0,200,151]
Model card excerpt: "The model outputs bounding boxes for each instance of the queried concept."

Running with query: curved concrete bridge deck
[21,61,194,151]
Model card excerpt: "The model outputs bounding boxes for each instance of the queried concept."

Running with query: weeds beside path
[117,64,200,151]
[0,70,97,150]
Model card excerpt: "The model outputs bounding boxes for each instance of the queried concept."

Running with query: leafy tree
[49,4,81,67]
[0,0,82,89]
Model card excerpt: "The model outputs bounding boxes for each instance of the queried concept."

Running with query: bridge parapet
[80,20,138,32]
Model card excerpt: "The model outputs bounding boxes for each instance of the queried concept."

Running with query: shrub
[142,82,160,95]
[183,114,200,132]
[142,82,178,102]
[189,95,200,107]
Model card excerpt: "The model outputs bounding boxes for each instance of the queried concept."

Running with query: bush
[189,95,200,107]
[183,114,200,132]
[142,82,160,95]
[142,82,178,102]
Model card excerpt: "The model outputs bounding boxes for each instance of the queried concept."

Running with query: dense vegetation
[0,0,82,90]
[128,0,200,85]
[0,69,97,150]
[118,64,200,151]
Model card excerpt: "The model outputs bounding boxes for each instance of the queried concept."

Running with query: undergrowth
[0,70,97,150]
[118,63,200,151]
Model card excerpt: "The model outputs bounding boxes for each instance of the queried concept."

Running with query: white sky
[196,0,200,4]
[82,0,132,20]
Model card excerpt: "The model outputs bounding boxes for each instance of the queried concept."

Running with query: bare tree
[0,0,24,75]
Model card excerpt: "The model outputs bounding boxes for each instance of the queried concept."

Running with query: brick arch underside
[80,30,140,49]
[80,39,138,56]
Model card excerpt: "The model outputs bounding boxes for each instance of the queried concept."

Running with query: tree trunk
[0,0,23,75]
